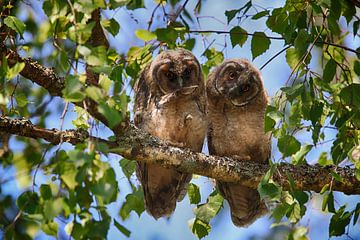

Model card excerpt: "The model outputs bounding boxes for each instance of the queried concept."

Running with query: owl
[134,48,206,219]
[206,58,271,227]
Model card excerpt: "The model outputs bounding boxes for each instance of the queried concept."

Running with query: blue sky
[1,0,360,239]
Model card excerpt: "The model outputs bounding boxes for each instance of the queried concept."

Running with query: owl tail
[136,163,192,219]
[217,181,268,227]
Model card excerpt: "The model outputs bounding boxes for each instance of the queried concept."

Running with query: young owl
[134,49,206,219]
[206,58,271,227]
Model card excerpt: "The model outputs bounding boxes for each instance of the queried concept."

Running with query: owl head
[149,48,203,95]
[207,59,265,107]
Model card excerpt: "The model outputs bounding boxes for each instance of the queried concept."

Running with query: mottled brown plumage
[134,49,206,219]
[206,58,271,227]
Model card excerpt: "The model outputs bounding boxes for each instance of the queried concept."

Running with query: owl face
[213,59,263,107]
[151,49,201,95]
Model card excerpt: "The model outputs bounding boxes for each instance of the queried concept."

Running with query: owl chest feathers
[140,95,206,152]
[208,102,270,162]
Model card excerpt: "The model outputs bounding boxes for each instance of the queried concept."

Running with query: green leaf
[98,103,122,128]
[265,105,283,132]
[99,74,112,92]
[182,38,196,50]
[114,219,131,237]
[331,171,344,183]
[288,203,301,223]
[85,86,104,102]
[109,0,128,9]
[252,10,269,19]
[189,218,211,239]
[339,83,360,109]
[251,32,270,60]
[85,86,105,102]
[258,182,282,200]
[293,190,309,206]
[155,28,178,44]
[62,75,86,102]
[278,135,301,157]
[40,184,52,200]
[75,186,92,209]
[15,93,28,107]
[90,168,118,204]
[110,65,123,83]
[86,46,108,66]
[6,62,25,79]
[329,206,352,236]
[353,20,360,38]
[294,29,309,54]
[291,144,313,165]
[353,203,360,225]
[225,9,240,23]
[310,101,324,126]
[41,221,58,236]
[120,188,145,220]
[135,29,156,41]
[126,0,145,10]
[102,18,120,37]
[354,61,360,76]
[44,198,64,220]
[4,16,26,37]
[272,203,290,221]
[229,26,248,48]
[188,183,201,204]
[323,59,337,82]
[194,191,223,223]
[285,47,310,70]
[281,84,304,101]
[16,191,39,214]
[224,1,251,23]
[266,8,288,34]
[68,22,95,44]
[320,183,330,194]
[119,158,136,180]
[87,218,111,239]
[60,162,78,190]
[327,191,336,213]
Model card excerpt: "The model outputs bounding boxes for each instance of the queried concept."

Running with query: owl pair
[134,48,270,227]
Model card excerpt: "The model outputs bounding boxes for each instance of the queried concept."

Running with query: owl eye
[229,71,236,80]
[166,72,176,82]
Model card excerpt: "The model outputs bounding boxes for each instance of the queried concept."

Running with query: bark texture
[1,116,359,195]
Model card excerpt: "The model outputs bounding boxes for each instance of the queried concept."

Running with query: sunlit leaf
[135,29,156,41]
[4,16,26,37]
[188,183,201,204]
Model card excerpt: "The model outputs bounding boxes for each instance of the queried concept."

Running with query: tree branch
[1,116,359,195]
[0,43,125,134]
[0,116,114,146]
[188,30,360,55]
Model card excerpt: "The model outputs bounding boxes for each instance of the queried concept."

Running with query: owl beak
[178,77,183,88]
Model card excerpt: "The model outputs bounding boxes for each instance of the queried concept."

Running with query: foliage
[0,0,359,239]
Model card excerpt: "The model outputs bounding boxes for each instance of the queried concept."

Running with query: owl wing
[206,93,267,228]
[134,64,151,127]
[134,64,192,219]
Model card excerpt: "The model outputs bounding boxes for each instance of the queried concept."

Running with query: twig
[188,29,284,40]
[260,45,291,70]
